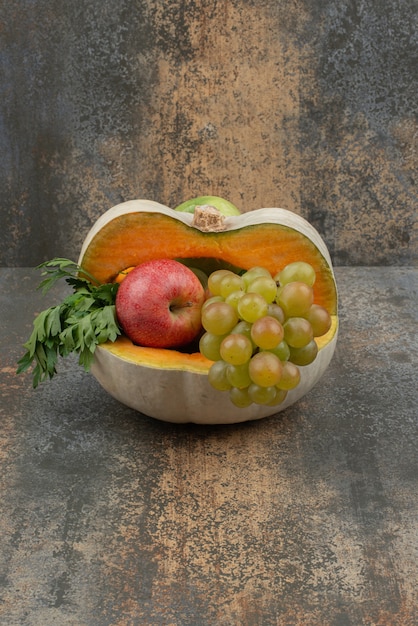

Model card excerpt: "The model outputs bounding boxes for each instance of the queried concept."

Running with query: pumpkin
[78,199,338,424]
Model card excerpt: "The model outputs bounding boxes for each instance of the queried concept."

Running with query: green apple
[174,195,241,216]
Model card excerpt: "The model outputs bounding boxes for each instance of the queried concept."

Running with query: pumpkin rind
[79,199,338,424]
[91,322,337,424]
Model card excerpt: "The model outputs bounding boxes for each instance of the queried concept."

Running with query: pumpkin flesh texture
[78,200,338,423]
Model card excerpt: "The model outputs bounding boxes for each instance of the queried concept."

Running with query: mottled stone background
[1,0,417,266]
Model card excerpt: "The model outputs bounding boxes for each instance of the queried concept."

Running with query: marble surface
[1,266,417,625]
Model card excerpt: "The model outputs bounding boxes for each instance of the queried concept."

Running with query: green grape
[208,360,232,391]
[304,304,332,337]
[247,275,278,303]
[230,320,256,349]
[268,340,290,361]
[208,269,236,296]
[199,332,227,361]
[266,388,288,406]
[229,386,253,408]
[237,292,269,323]
[288,340,318,366]
[283,317,314,348]
[202,295,224,311]
[201,301,239,335]
[277,361,301,390]
[219,273,244,298]
[275,261,316,287]
[225,289,246,311]
[226,362,252,388]
[248,351,283,387]
[248,383,278,405]
[220,333,253,365]
[242,266,272,288]
[275,284,285,306]
[250,315,284,350]
[277,281,314,317]
[267,303,285,324]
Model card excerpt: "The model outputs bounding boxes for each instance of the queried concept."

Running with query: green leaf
[37,257,101,294]
[45,306,63,337]
[94,282,120,304]
[78,348,95,371]
[16,351,35,375]
[60,325,76,354]
[16,258,122,387]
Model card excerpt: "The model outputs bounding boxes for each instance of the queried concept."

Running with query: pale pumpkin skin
[91,335,337,424]
[78,200,338,424]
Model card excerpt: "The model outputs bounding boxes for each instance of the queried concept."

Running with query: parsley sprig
[17,258,121,388]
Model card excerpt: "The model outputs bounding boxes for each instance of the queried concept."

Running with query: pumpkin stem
[192,205,226,232]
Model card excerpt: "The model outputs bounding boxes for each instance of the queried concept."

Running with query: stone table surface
[1,267,417,626]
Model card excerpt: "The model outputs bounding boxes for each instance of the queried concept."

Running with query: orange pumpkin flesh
[80,205,337,315]
[101,336,211,373]
[78,200,338,424]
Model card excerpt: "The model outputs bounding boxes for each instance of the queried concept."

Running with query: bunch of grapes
[199,262,332,408]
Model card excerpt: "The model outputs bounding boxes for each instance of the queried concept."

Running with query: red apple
[115,259,205,348]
